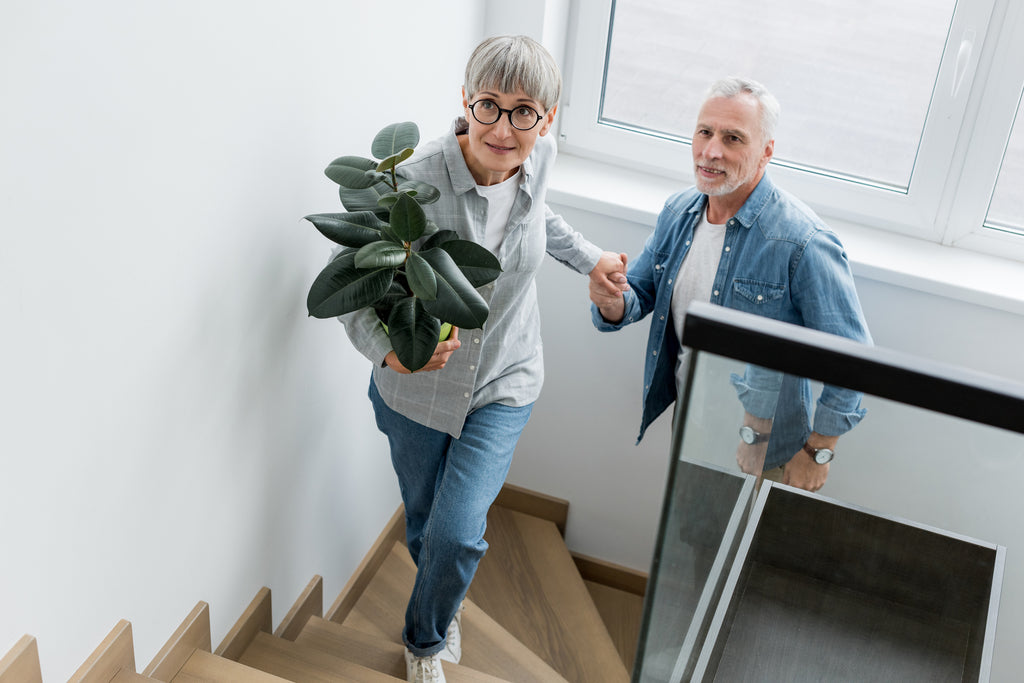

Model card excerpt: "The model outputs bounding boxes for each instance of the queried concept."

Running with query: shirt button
[464,392,470,398]
[473,338,480,344]
[469,364,476,370]
[724,246,731,252]
[652,350,658,356]
[655,264,661,271]
[685,240,691,246]
[659,315,664,320]
[757,295,764,301]
[713,290,720,296]
[667,279,673,284]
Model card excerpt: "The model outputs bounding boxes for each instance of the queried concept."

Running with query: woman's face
[460,87,556,186]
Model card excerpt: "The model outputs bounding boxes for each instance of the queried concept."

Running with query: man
[590,77,871,492]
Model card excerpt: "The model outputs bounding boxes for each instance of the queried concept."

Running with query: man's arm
[782,432,837,492]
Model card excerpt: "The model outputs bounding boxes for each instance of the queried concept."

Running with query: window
[561,0,1024,258]
[986,93,1024,235]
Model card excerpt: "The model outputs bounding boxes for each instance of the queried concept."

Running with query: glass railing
[634,302,1024,683]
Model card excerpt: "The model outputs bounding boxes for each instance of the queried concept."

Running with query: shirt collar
[688,172,776,228]
[732,172,776,228]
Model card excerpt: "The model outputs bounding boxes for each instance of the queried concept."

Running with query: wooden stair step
[337,541,568,682]
[469,506,631,683]
[297,616,520,683]
[67,620,138,683]
[0,635,42,683]
[239,632,399,682]
[111,672,158,682]
[296,619,408,679]
[171,648,290,682]
[584,580,644,672]
[143,602,212,681]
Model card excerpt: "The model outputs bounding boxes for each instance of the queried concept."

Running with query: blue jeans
[368,377,533,656]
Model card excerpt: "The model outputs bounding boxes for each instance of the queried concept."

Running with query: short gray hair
[704,77,781,143]
[464,35,562,112]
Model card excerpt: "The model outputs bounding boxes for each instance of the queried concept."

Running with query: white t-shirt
[672,209,727,391]
[475,170,521,255]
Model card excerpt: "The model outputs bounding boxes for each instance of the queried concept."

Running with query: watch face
[813,448,834,465]
[739,426,756,444]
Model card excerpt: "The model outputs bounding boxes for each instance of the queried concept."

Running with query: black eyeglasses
[468,99,544,131]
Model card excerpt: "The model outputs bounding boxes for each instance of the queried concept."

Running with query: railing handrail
[680,301,1024,435]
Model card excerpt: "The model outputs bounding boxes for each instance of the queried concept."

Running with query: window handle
[952,28,976,98]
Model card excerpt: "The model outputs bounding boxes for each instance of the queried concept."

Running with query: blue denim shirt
[593,173,872,468]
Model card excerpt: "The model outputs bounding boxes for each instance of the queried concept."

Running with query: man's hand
[735,414,772,476]
[782,432,838,492]
[589,251,629,323]
[384,328,461,374]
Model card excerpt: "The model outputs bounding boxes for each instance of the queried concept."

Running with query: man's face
[691,94,774,201]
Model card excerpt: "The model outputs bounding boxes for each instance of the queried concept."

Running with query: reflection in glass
[636,349,1016,681]
[602,0,955,188]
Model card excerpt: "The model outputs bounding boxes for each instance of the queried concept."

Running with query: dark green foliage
[305,122,502,371]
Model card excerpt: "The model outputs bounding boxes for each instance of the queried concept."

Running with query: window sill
[549,151,1024,317]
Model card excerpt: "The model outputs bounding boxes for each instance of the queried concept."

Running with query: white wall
[0,2,483,678]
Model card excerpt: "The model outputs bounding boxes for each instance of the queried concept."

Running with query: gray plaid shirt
[340,118,602,437]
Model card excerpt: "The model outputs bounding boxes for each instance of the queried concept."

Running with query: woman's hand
[384,328,462,374]
[589,252,629,323]
[589,251,629,296]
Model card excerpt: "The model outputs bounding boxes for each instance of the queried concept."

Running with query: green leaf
[363,170,389,185]
[376,193,400,210]
[355,240,407,269]
[398,180,441,205]
[405,252,437,301]
[422,229,460,250]
[373,280,409,321]
[386,297,442,372]
[372,122,420,160]
[418,248,490,329]
[324,156,379,189]
[339,183,393,217]
[376,148,414,172]
[306,250,395,318]
[388,193,427,242]
[440,239,503,287]
[422,219,440,238]
[304,212,386,247]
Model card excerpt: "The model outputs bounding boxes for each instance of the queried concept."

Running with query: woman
[340,35,626,683]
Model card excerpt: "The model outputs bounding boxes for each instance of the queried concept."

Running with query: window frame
[558,0,1024,259]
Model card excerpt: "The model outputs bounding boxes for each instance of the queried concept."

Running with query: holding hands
[589,251,629,323]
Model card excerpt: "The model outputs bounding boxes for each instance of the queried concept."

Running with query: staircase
[1,485,646,683]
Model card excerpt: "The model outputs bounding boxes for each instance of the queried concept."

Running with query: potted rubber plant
[305,122,501,372]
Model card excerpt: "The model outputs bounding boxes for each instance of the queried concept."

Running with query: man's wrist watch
[739,425,770,445]
[803,443,835,465]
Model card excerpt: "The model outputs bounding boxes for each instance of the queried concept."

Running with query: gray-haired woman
[340,35,627,683]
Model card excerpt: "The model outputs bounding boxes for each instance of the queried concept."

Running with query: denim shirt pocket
[731,278,787,317]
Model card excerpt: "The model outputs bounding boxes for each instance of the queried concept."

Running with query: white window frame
[558,0,1024,261]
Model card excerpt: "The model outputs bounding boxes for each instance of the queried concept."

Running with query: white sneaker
[439,602,464,664]
[405,648,446,683]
